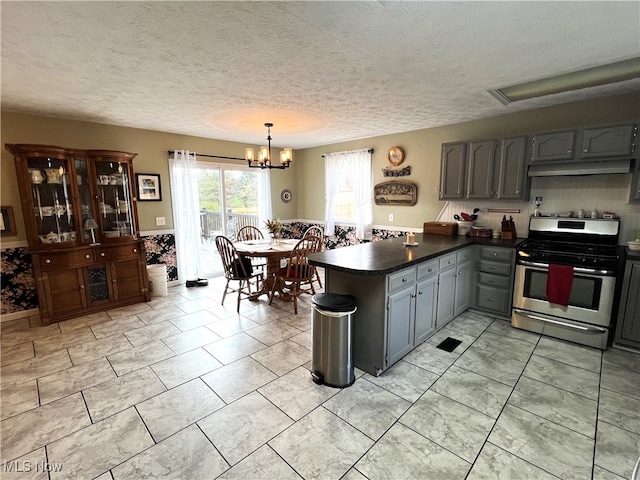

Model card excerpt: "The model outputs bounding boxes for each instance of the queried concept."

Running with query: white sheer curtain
[324,149,373,240]
[169,150,201,282]
[257,169,272,234]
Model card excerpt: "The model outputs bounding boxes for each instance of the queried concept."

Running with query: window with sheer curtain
[324,149,373,240]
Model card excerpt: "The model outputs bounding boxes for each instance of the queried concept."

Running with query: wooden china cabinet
[6,144,150,324]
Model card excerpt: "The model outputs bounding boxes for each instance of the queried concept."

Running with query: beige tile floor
[1,274,639,480]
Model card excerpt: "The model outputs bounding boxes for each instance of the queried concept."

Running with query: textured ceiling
[2,1,639,149]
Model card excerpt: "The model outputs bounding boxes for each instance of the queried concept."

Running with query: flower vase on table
[265,218,284,246]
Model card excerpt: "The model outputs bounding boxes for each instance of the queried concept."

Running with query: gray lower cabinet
[436,248,472,328]
[614,259,640,349]
[473,245,515,317]
[326,249,471,376]
[387,259,439,366]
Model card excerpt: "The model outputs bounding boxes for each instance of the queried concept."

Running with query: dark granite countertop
[308,234,524,276]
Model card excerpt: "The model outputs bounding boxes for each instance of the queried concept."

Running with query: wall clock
[387,146,405,166]
[281,189,292,203]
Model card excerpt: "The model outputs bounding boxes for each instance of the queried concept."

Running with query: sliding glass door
[197,163,261,277]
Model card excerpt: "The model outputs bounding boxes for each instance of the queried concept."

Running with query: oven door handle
[516,260,615,276]
[513,309,608,334]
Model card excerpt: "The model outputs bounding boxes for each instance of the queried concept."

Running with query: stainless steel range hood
[527,159,632,177]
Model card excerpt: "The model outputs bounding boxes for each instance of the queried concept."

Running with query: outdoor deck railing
[200,210,260,241]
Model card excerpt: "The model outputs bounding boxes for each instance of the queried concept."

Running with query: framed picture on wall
[1,205,17,236]
[136,174,162,201]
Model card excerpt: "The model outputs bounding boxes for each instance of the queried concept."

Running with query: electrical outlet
[388,213,394,222]
[155,216,166,226]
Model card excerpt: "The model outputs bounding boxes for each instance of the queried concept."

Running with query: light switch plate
[155,216,166,226]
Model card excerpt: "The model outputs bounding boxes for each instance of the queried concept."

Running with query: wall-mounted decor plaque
[374,181,417,206]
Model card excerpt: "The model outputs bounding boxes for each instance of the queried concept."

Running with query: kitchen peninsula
[308,234,521,375]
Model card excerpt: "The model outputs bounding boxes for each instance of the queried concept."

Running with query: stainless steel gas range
[512,217,623,349]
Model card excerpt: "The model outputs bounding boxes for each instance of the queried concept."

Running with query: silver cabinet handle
[133,248,138,253]
[100,252,106,257]
[428,268,433,272]
[402,278,407,283]
[85,254,91,259]
[45,259,51,264]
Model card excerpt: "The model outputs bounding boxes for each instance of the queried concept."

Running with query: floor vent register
[436,337,462,353]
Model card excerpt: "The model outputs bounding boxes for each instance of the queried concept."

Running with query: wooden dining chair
[269,235,322,314]
[215,235,263,312]
[236,225,267,273]
[303,225,324,289]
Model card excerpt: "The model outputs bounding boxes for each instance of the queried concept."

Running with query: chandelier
[245,123,292,169]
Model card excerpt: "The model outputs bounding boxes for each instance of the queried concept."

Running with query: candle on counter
[406,233,415,244]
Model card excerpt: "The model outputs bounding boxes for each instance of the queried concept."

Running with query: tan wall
[1,113,296,240]
[294,92,640,227]
[2,92,639,243]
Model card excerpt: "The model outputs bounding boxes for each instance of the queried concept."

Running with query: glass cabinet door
[27,155,77,245]
[94,159,135,239]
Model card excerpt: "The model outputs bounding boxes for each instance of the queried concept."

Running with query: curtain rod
[167,150,245,161]
[321,148,374,158]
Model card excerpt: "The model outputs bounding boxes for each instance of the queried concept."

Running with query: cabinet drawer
[38,249,94,271]
[478,259,512,276]
[476,285,510,315]
[439,253,457,271]
[417,260,439,281]
[479,247,513,263]
[94,244,142,262]
[478,271,510,289]
[456,248,472,264]
[388,267,416,293]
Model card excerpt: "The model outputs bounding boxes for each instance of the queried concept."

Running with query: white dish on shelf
[628,240,640,251]
[403,242,419,246]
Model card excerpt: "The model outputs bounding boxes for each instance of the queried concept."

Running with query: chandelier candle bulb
[245,148,254,162]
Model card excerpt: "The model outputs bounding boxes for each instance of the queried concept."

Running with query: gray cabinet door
[466,140,496,199]
[436,268,455,329]
[531,130,575,162]
[621,263,640,346]
[387,285,415,366]
[632,161,640,203]
[440,143,466,199]
[454,261,471,317]
[580,124,636,158]
[415,276,437,345]
[496,136,527,200]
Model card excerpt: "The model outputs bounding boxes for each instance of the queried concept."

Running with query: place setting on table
[234,237,300,300]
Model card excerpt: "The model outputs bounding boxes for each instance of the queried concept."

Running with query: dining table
[234,238,300,300]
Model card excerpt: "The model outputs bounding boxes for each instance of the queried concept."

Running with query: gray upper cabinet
[462,136,528,200]
[439,142,466,199]
[466,140,496,199]
[631,159,640,203]
[496,136,527,199]
[530,130,575,162]
[580,124,637,158]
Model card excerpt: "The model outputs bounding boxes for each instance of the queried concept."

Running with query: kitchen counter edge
[308,234,524,276]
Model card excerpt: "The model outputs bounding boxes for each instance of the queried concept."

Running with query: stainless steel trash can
[311,293,357,388]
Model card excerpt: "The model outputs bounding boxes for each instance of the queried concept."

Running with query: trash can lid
[312,293,357,312]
